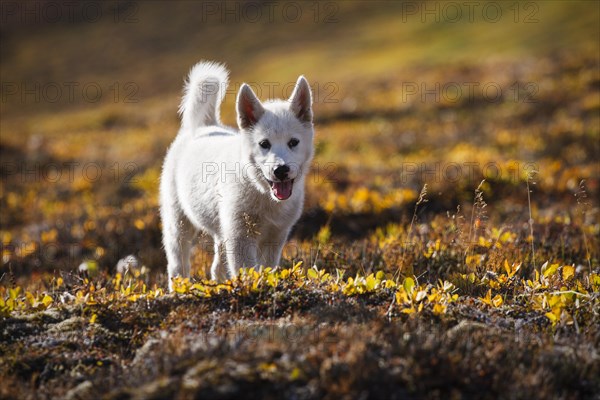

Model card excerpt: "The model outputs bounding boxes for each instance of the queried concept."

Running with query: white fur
[160,61,314,290]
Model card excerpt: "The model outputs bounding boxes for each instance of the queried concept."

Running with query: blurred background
[1,1,598,281]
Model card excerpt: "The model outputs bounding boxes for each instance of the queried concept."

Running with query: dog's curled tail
[179,61,229,130]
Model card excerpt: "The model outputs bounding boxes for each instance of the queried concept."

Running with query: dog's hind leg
[163,210,196,291]
[210,240,228,282]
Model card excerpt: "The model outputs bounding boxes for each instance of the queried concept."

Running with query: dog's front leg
[259,228,289,268]
[224,237,259,278]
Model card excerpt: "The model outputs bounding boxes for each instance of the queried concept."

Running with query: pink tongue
[272,181,293,200]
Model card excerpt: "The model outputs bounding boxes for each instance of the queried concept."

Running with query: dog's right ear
[237,83,265,130]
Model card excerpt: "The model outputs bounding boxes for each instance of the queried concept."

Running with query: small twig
[385,291,397,321]
[400,184,428,275]
[575,180,592,274]
[465,180,486,262]
[407,184,429,244]
[526,170,536,270]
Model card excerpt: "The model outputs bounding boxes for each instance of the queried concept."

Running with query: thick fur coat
[160,61,314,290]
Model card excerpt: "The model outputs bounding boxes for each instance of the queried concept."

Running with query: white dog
[160,61,314,290]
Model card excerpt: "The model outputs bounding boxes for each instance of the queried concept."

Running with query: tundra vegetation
[1,2,599,399]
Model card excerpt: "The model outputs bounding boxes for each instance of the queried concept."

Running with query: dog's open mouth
[268,179,294,200]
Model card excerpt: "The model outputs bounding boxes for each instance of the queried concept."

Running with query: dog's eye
[288,138,299,149]
[259,140,271,149]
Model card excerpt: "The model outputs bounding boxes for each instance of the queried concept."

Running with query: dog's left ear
[289,76,313,124]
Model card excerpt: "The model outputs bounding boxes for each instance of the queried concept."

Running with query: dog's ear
[237,83,265,130]
[289,76,313,124]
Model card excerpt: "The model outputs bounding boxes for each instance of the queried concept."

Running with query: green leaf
[403,277,415,294]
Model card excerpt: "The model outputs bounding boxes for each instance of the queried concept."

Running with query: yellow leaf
[267,274,278,287]
[545,307,562,327]
[432,303,446,315]
[489,280,500,290]
[9,287,21,300]
[290,367,302,380]
[2,231,12,244]
[292,261,303,272]
[174,285,188,294]
[504,260,511,275]
[499,231,514,243]
[365,274,377,291]
[465,254,481,268]
[384,280,397,289]
[401,306,416,314]
[258,362,277,373]
[86,297,98,306]
[396,290,409,305]
[479,289,492,306]
[41,294,53,307]
[428,292,440,303]
[25,292,35,305]
[562,265,575,281]
[505,262,521,278]
[542,262,559,278]
[545,311,557,323]
[89,314,97,324]
[316,225,331,244]
[127,294,139,302]
[492,294,503,307]
[547,294,561,308]
[307,268,318,280]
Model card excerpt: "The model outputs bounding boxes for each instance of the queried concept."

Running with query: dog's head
[237,76,314,201]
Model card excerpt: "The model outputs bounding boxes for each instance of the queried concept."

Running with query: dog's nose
[273,165,290,181]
